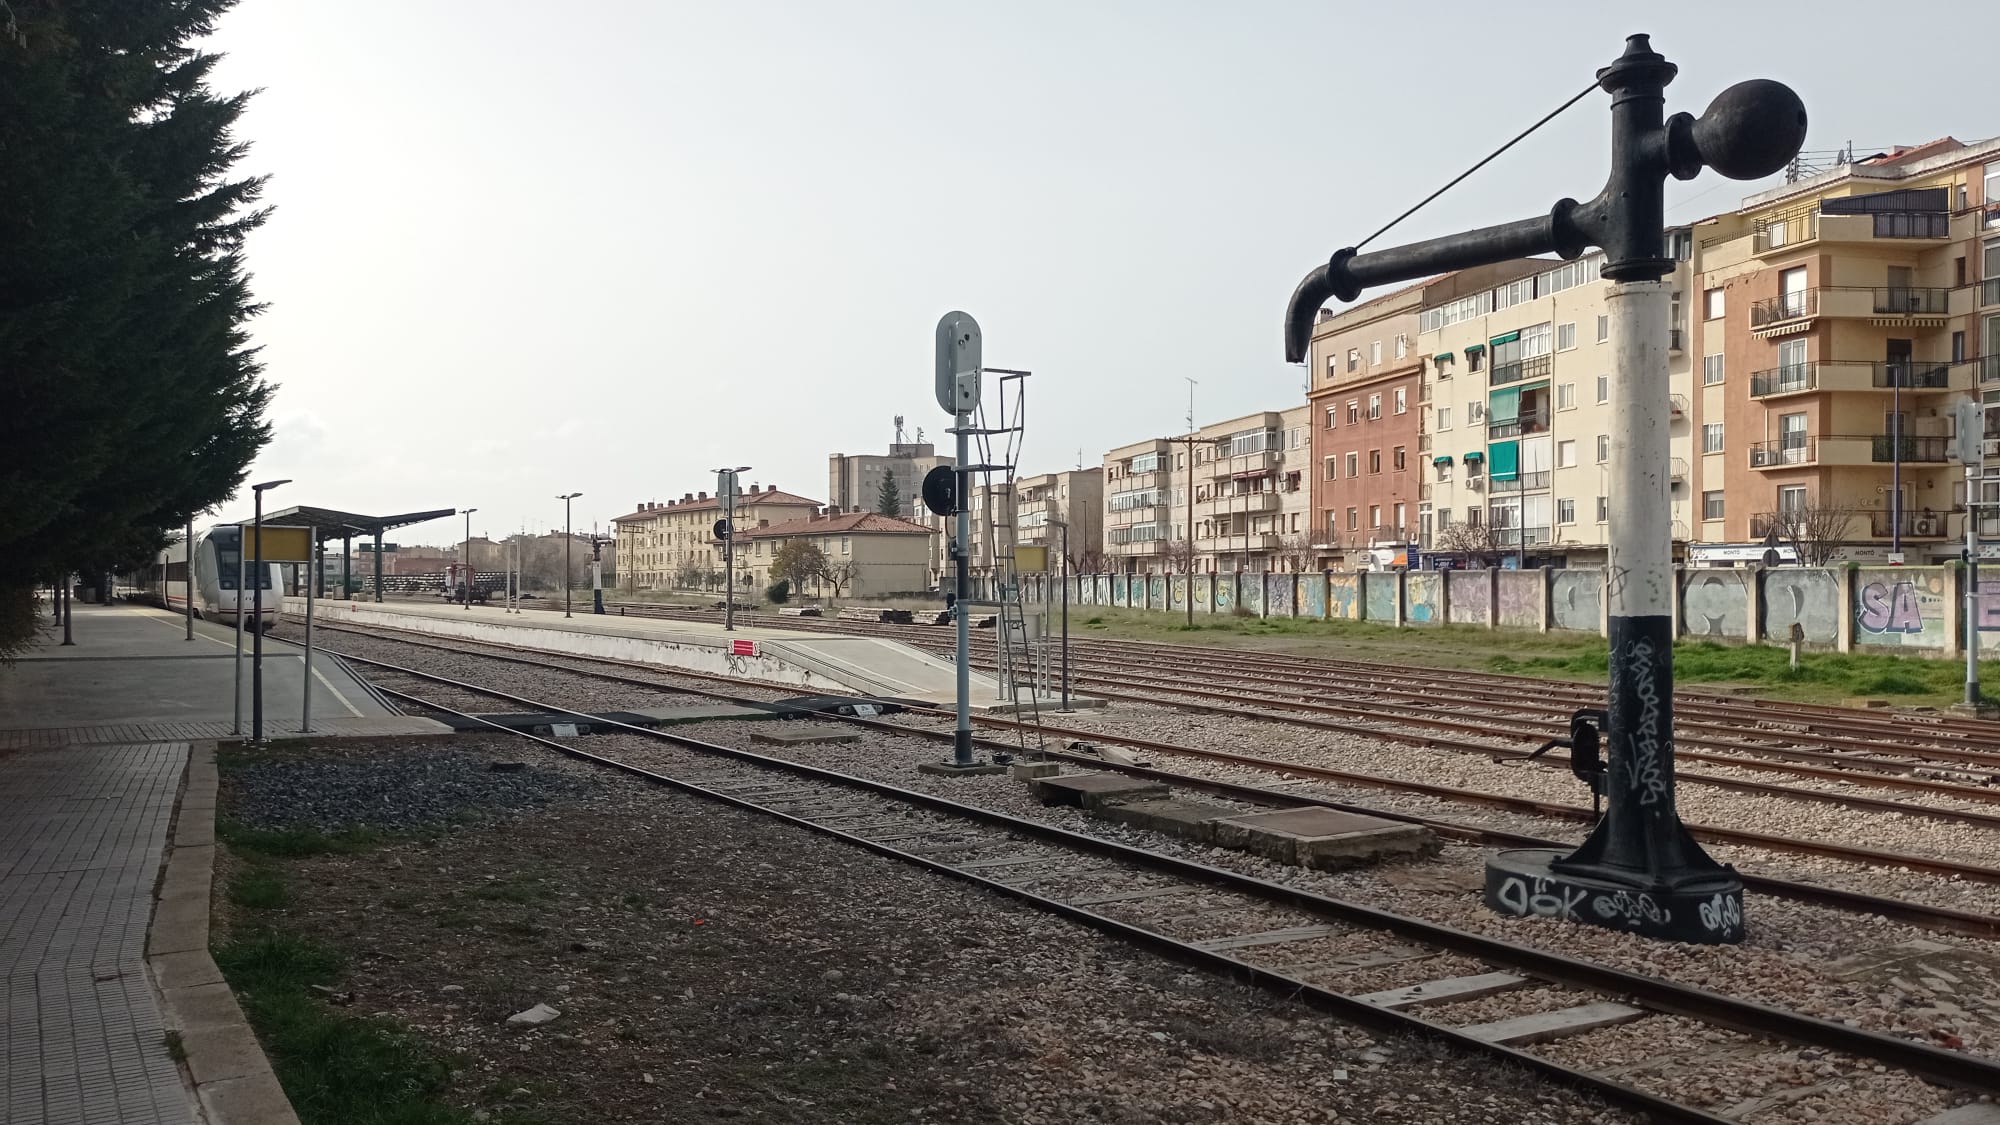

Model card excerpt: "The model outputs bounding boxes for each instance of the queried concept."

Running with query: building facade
[742,511,934,600]
[611,485,821,590]
[1011,469,1104,569]
[1690,137,2000,564]
[827,441,951,522]
[1305,284,1433,568]
[1101,437,1179,574]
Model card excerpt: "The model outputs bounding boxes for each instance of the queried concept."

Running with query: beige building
[1418,240,1700,566]
[1101,436,1179,573]
[1689,136,1999,564]
[611,484,821,590]
[1102,407,1311,575]
[741,511,935,600]
[1011,469,1103,569]
[827,439,951,521]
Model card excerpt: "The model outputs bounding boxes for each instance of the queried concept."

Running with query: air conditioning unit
[1913,515,1942,536]
[1466,477,1484,491]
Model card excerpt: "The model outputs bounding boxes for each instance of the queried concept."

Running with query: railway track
[300,620,2000,934]
[337,650,2000,1123]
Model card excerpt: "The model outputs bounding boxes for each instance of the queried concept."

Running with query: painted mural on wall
[1149,575,1167,609]
[1761,568,1841,647]
[1169,575,1187,611]
[1237,575,1262,615]
[1363,572,1396,622]
[1329,573,1360,620]
[1301,573,1328,619]
[1095,575,1112,605]
[1680,569,1749,640]
[1213,574,1236,613]
[1193,574,1212,613]
[1551,569,1603,634]
[1265,573,1295,618]
[1404,572,1440,624]
[1853,567,1951,649]
[1447,569,1489,626]
[1497,570,1542,630]
[1119,575,1136,607]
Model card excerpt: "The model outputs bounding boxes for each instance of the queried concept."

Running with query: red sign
[731,639,757,657]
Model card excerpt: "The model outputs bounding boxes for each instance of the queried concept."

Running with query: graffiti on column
[1853,568,1948,648]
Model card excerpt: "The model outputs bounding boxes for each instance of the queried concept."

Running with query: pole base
[1484,848,1745,945]
[916,760,1008,777]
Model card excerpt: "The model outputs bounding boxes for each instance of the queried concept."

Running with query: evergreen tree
[875,472,902,517]
[0,0,272,641]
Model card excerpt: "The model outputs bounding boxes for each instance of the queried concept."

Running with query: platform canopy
[257,506,458,543]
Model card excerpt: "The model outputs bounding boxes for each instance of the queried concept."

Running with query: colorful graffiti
[1265,573,1295,618]
[1363,572,1396,622]
[1213,574,1235,613]
[1301,573,1328,619]
[1447,570,1489,625]
[1404,572,1440,624]
[1193,574,1212,613]
[1329,573,1360,620]
[1496,570,1542,629]
[1169,575,1187,610]
[1853,567,1949,648]
[1238,575,1262,616]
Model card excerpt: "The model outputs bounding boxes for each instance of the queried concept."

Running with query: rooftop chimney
[698,490,708,501]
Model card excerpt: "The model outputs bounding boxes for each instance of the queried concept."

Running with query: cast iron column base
[1483,847,1745,944]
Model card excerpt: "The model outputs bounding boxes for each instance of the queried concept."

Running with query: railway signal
[1280,35,1805,942]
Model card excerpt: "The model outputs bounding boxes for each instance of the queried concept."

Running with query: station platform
[295,596,1055,709]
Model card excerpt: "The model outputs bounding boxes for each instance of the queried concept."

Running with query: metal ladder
[966,370,1047,759]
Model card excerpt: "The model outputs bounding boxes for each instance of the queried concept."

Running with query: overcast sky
[203,1,1991,545]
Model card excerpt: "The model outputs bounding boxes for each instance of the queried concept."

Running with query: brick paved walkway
[0,742,195,1125]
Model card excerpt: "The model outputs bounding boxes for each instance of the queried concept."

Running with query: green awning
[1489,440,1520,481]
[1432,454,1454,464]
[1488,386,1521,424]
[1489,331,1520,346]
[1433,352,1455,361]
[1464,343,1486,353]
[1463,451,1484,461]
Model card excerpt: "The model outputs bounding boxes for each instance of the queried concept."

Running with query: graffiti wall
[1095,575,1112,606]
[1681,569,1749,640]
[1761,568,1841,647]
[1853,566,1951,650]
[1237,574,1262,616]
[1148,575,1166,610]
[1329,573,1361,620]
[1301,573,1328,619]
[1446,569,1489,626]
[1496,570,1542,629]
[1265,573,1295,618]
[1212,574,1235,614]
[1363,572,1397,622]
[1551,569,1604,634]
[1169,575,1187,611]
[1191,574,1211,613]
[1404,572,1441,624]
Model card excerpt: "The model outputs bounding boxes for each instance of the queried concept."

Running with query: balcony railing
[1869,508,1952,538]
[1749,511,1783,538]
[1875,362,1952,389]
[1488,471,1551,493]
[1489,354,1552,388]
[1868,210,1950,239]
[1749,360,1955,396]
[1670,457,1688,480]
[1872,434,1948,462]
[1751,289,1817,327]
[1751,364,1816,397]
[1670,394,1687,417]
[1486,409,1551,439]
[1868,286,1951,315]
[1669,327,1684,352]
[1753,208,1817,252]
[1749,439,1814,468]
[1492,526,1554,547]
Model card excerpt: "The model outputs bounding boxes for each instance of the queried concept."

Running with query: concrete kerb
[148,741,302,1125]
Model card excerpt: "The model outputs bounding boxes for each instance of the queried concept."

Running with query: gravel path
[220,732,1636,1125]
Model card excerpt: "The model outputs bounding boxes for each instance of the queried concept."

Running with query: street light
[461,508,478,610]
[558,492,582,617]
[250,479,290,744]
[711,466,751,631]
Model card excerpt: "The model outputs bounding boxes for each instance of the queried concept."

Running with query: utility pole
[1281,35,1804,942]
[713,467,750,630]
[1185,377,1198,625]
[559,492,582,617]
[591,527,608,614]
[461,508,478,609]
[250,478,290,744]
[1955,397,1986,711]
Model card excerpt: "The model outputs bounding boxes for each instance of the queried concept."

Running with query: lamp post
[461,508,478,609]
[250,479,290,744]
[1280,35,1804,942]
[558,492,582,616]
[712,467,751,630]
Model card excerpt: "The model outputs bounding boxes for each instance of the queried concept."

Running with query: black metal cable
[1353,79,1602,253]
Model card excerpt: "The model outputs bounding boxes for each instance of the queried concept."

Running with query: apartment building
[1690,136,2000,564]
[1305,281,1439,568]
[827,440,951,521]
[610,484,821,590]
[1011,469,1103,568]
[741,511,934,599]
[1418,240,1700,567]
[1102,437,1179,573]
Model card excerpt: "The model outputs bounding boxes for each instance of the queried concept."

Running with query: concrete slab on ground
[1096,798,1236,841]
[1206,808,1437,870]
[749,725,862,746]
[1029,772,1170,809]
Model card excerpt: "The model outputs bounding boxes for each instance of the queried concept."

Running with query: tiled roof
[745,512,934,538]
[610,490,822,523]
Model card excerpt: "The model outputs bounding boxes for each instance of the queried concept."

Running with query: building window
[1368,340,1381,366]
[1324,457,1337,481]
[1521,321,1553,358]
[1347,400,1359,424]
[1436,460,1452,482]
[1437,406,1453,430]
[1596,496,1609,522]
[1702,354,1725,385]
[1369,504,1382,529]
[1394,387,1407,414]
[1596,434,1610,463]
[1347,348,1361,372]
[1556,439,1577,468]
[1393,446,1407,471]
[1467,401,1485,425]
[1556,322,1577,351]
[1595,374,1610,403]
[1369,450,1382,474]
[1368,393,1382,420]
[1326,356,1338,384]
[1778,484,1808,513]
[1557,382,1576,410]
[1394,334,1409,359]
[1467,348,1484,372]
[1393,502,1406,530]
[1324,406,1337,429]
[1347,507,1359,530]
[1438,507,1454,529]
[1596,315,1609,343]
[1345,451,1359,477]
[1557,498,1576,525]
[1702,422,1724,453]
[1702,490,1724,520]
[1703,287,1725,320]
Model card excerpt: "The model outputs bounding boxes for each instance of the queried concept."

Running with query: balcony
[1214,491,1282,513]
[1212,449,1279,479]
[1670,394,1687,418]
[1486,409,1551,440]
[1489,354,1552,388]
[1199,533,1284,552]
[1750,204,1951,257]
[1669,328,1685,353]
[1872,434,1948,463]
[1492,526,1554,547]
[1671,457,1689,480]
[1488,471,1551,494]
[1749,511,1782,538]
[1869,508,1952,539]
[1749,438,1816,468]
[1751,289,1817,328]
[1749,361,1962,398]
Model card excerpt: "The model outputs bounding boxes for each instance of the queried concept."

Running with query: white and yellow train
[128,525,286,631]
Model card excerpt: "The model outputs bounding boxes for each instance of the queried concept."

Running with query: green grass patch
[213,932,473,1125]
[162,1030,187,1064]
[1492,638,2000,704]
[229,867,288,910]
[218,821,384,860]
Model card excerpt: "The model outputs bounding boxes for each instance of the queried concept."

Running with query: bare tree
[814,558,859,600]
[1434,521,1502,567]
[1767,504,1854,567]
[1068,546,1108,574]
[1162,538,1198,575]
[1273,532,1314,574]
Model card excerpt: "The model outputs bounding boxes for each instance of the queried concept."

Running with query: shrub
[766,579,792,604]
